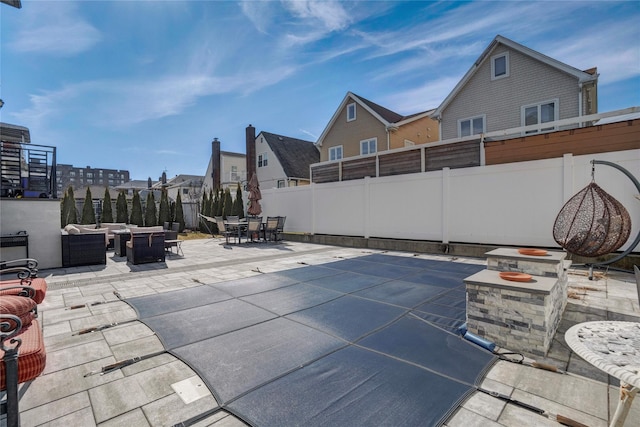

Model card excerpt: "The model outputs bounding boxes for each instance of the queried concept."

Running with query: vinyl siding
[319,98,388,161]
[441,45,581,140]
[389,116,440,149]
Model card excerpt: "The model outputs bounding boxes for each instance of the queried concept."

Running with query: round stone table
[565,321,640,427]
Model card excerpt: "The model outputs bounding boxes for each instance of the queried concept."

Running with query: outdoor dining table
[565,321,640,427]
[224,220,247,244]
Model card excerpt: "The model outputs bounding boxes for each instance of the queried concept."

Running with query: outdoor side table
[565,321,640,427]
[164,239,183,256]
[113,230,131,257]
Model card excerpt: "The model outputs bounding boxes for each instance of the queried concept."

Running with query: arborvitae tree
[158,189,170,227]
[175,191,185,232]
[144,191,157,226]
[209,189,218,233]
[200,190,210,232]
[170,201,176,223]
[216,188,224,216]
[81,187,96,225]
[116,191,128,223]
[201,191,210,217]
[60,189,68,227]
[232,183,245,219]
[102,188,114,223]
[66,186,78,225]
[222,187,233,219]
[130,190,144,226]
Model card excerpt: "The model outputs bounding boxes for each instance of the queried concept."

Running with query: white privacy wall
[259,149,640,251]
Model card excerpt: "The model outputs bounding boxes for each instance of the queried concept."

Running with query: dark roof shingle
[261,132,319,179]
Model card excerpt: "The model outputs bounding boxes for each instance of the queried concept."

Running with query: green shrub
[102,188,114,223]
[81,187,96,225]
[130,190,144,226]
[144,191,157,226]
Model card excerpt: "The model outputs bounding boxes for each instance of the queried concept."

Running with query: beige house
[202,149,246,193]
[432,35,599,140]
[152,174,204,203]
[315,92,439,162]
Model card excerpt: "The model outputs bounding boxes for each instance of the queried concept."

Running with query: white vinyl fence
[259,150,640,251]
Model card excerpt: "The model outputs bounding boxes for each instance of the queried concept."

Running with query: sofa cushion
[0,278,47,304]
[0,319,46,389]
[64,224,80,234]
[0,295,36,330]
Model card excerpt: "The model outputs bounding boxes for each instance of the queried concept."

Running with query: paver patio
[4,237,639,426]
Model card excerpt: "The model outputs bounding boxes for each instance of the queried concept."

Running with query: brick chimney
[246,124,256,180]
[212,138,221,190]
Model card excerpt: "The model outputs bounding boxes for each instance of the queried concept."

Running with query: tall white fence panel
[259,149,639,251]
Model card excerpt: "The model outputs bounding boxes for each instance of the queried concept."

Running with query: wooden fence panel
[379,150,422,177]
[342,157,376,181]
[425,140,480,171]
[311,163,340,183]
[485,119,640,165]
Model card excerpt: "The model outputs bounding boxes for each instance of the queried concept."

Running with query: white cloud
[14,63,297,130]
[283,0,352,32]
[545,19,640,85]
[12,2,101,55]
[299,128,318,140]
[383,76,462,114]
[239,1,276,34]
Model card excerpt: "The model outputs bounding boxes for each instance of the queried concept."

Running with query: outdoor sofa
[61,226,108,267]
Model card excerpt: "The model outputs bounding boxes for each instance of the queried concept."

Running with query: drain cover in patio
[125,254,495,427]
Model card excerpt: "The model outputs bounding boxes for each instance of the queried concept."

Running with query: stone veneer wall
[465,249,570,357]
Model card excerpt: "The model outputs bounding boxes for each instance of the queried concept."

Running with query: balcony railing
[1,141,57,198]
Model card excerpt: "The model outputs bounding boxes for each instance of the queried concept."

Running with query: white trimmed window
[329,145,343,161]
[347,102,356,122]
[491,52,509,80]
[277,180,285,188]
[521,99,558,134]
[360,138,377,155]
[258,153,268,167]
[458,115,485,137]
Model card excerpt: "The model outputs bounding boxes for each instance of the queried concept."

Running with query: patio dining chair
[225,215,240,236]
[244,216,263,243]
[263,217,280,242]
[215,218,235,245]
[275,216,286,241]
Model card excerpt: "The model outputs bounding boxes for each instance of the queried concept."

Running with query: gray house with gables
[432,35,599,140]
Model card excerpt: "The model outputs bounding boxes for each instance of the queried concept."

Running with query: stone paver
[5,237,639,426]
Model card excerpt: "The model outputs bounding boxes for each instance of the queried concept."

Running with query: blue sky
[1,1,639,181]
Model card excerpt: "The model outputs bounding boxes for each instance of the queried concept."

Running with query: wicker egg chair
[553,181,631,257]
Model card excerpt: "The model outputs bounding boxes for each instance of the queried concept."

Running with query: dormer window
[491,52,509,80]
[347,102,356,122]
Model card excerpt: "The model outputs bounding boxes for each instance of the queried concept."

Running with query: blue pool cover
[125,254,495,426]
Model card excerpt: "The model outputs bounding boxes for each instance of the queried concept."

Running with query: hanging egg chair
[553,181,631,257]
